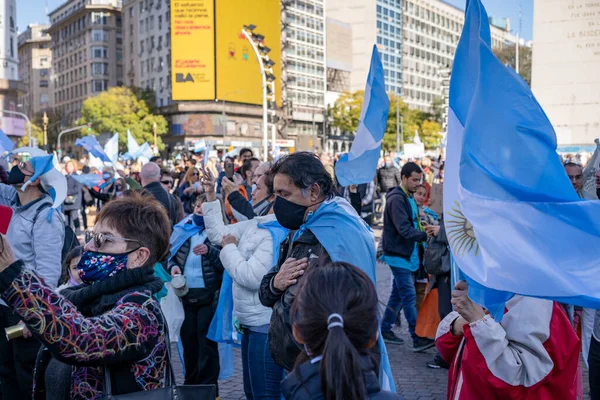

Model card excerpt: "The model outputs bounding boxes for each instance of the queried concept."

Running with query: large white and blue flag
[335,45,389,187]
[127,129,140,155]
[104,133,119,164]
[444,0,600,320]
[75,135,112,163]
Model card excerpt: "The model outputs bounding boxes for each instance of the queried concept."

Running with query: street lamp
[57,124,88,161]
[0,109,32,145]
[242,24,277,162]
[42,112,49,151]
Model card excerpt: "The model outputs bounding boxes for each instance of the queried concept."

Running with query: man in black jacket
[141,162,179,226]
[380,162,435,352]
[376,155,402,223]
[258,153,337,371]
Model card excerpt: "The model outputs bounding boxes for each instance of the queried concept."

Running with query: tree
[329,90,364,134]
[493,45,532,86]
[330,91,443,152]
[76,87,168,151]
[16,123,44,148]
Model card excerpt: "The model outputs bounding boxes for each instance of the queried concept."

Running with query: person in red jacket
[436,280,581,400]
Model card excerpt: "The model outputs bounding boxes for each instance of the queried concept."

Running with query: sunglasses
[161,180,173,186]
[84,231,141,250]
[18,162,34,175]
[192,172,199,176]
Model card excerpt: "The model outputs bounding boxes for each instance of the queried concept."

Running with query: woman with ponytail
[282,262,402,400]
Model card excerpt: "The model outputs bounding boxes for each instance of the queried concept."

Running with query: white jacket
[202,199,275,327]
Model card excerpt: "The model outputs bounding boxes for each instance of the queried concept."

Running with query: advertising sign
[171,0,215,100]
[215,0,281,105]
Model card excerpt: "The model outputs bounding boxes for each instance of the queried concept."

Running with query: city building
[122,0,327,154]
[18,24,52,118]
[281,0,327,150]
[47,0,124,124]
[532,0,600,146]
[325,17,353,154]
[326,0,511,112]
[0,0,27,140]
[122,0,170,108]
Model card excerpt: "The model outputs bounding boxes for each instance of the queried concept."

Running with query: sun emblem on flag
[446,201,479,257]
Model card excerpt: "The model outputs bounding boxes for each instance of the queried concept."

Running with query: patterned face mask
[76,250,132,285]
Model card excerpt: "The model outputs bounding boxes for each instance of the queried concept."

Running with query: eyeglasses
[192,172,199,176]
[18,162,34,175]
[161,180,173,186]
[84,231,141,250]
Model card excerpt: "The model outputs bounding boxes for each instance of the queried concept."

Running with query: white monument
[531,0,600,146]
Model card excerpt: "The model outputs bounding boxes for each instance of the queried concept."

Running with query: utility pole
[516,4,522,74]
[395,99,400,153]
[153,121,157,154]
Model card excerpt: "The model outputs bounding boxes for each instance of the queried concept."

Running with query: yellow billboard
[215,0,281,106]
[171,0,215,101]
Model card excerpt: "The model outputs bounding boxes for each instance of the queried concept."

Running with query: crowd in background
[0,144,596,400]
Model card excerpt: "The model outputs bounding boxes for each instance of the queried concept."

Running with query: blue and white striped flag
[335,45,389,187]
[445,0,600,320]
[75,135,112,163]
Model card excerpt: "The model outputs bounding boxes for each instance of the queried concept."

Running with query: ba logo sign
[176,73,195,83]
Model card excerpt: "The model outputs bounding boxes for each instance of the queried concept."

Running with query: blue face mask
[192,214,205,229]
[76,250,131,285]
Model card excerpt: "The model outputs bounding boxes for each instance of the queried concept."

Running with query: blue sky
[17,0,533,39]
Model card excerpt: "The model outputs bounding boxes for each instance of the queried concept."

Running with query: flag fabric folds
[0,129,14,154]
[75,135,112,163]
[335,45,389,187]
[444,0,600,320]
[104,133,119,164]
[127,129,140,155]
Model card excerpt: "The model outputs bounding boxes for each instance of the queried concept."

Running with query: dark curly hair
[271,152,335,199]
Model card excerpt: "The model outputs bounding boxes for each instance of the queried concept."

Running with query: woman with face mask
[200,167,287,400]
[0,192,172,399]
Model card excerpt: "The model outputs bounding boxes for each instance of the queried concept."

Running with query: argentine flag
[75,135,112,164]
[445,0,600,320]
[335,45,389,187]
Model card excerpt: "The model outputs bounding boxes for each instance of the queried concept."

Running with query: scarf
[169,215,204,262]
[62,267,163,317]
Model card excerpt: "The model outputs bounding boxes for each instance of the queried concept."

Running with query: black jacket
[227,191,256,220]
[143,182,179,226]
[382,187,427,259]
[259,230,330,371]
[281,356,403,400]
[377,166,401,194]
[168,230,224,306]
[64,175,82,211]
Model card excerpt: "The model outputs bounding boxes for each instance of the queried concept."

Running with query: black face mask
[273,196,308,230]
[7,166,26,185]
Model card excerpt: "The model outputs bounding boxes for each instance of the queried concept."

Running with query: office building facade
[281,0,327,148]
[122,0,170,108]
[48,0,124,123]
[327,0,510,112]
[18,24,52,118]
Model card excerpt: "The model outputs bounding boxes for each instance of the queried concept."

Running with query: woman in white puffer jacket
[201,167,284,400]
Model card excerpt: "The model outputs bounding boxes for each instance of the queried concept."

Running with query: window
[92,79,108,93]
[91,46,108,58]
[129,6,134,17]
[40,94,49,105]
[91,12,108,25]
[40,68,49,77]
[116,49,123,61]
[92,29,107,42]
[92,62,108,75]
[40,80,49,87]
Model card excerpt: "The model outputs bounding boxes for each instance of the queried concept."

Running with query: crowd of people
[0,143,596,400]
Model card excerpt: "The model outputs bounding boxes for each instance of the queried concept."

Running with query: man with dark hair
[380,161,435,352]
[259,152,373,371]
[238,148,253,164]
[160,168,185,222]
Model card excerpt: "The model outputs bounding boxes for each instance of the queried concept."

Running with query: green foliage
[493,45,532,86]
[330,90,444,152]
[76,87,168,151]
[17,123,44,148]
